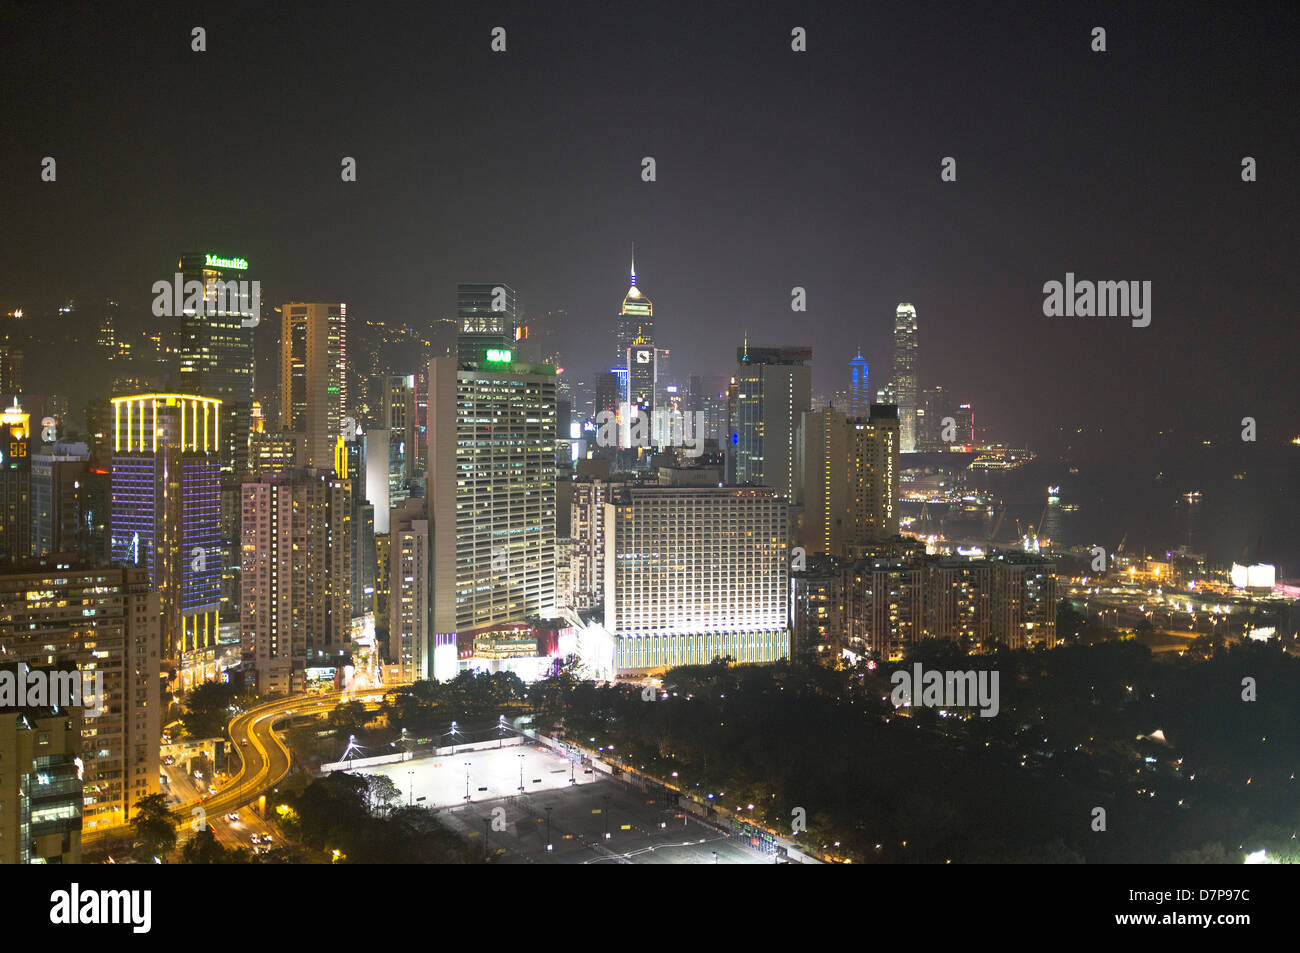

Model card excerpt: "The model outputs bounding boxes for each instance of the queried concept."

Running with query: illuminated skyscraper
[616,251,655,404]
[849,351,870,417]
[279,303,347,472]
[177,253,257,477]
[0,401,31,558]
[110,394,222,673]
[426,353,557,672]
[893,303,918,452]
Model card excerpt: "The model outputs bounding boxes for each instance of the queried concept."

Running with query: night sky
[2,0,1297,450]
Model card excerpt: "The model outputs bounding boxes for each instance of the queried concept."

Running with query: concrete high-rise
[240,469,352,694]
[735,346,812,504]
[279,303,347,471]
[598,486,789,674]
[0,562,160,833]
[426,354,557,666]
[388,497,430,682]
[797,404,900,557]
[892,303,918,452]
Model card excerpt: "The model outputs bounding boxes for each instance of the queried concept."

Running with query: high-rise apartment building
[569,476,621,611]
[0,562,160,833]
[279,303,347,471]
[600,486,790,674]
[388,497,429,682]
[110,394,222,668]
[735,346,812,504]
[799,406,904,556]
[426,354,557,660]
[30,441,91,557]
[240,470,352,694]
[893,303,918,453]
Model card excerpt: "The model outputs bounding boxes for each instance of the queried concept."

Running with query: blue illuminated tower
[849,351,870,417]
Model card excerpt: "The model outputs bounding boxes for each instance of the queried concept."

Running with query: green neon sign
[205,254,248,270]
[485,349,512,363]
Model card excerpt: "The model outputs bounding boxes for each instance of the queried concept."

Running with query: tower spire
[630,242,637,287]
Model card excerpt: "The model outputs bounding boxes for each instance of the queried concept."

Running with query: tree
[180,828,227,864]
[359,773,402,816]
[130,793,177,862]
[327,700,368,735]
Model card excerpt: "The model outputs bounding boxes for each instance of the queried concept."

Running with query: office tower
[0,695,83,863]
[0,562,160,832]
[373,533,391,643]
[849,351,870,417]
[0,344,23,396]
[956,402,975,446]
[279,303,347,471]
[797,404,900,557]
[30,440,90,556]
[893,303,918,452]
[599,486,789,674]
[0,401,31,558]
[110,394,222,672]
[338,436,375,620]
[918,385,952,451]
[177,253,257,477]
[735,346,812,504]
[594,371,620,424]
[240,469,352,694]
[457,283,517,366]
[569,476,622,610]
[725,377,738,483]
[426,354,557,659]
[615,251,654,366]
[96,299,120,361]
[388,497,430,682]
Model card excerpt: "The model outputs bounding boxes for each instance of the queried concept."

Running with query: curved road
[82,689,356,847]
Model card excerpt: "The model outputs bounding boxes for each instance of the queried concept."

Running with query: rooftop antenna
[630,242,637,287]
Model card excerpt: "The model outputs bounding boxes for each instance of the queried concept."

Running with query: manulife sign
[205,254,248,270]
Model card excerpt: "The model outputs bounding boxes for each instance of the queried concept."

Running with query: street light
[518,753,525,794]
[545,806,553,851]
[408,769,414,807]
[603,795,611,840]
[464,762,472,803]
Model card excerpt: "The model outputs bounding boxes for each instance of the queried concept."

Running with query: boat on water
[1182,490,1203,503]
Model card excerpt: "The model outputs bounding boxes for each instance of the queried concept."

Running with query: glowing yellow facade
[111,394,221,453]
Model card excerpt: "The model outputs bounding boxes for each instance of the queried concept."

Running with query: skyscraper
[893,303,918,452]
[735,346,812,504]
[849,351,870,417]
[110,394,222,673]
[240,469,353,693]
[797,404,900,557]
[0,401,31,558]
[456,283,517,366]
[279,303,347,471]
[615,251,653,368]
[426,353,557,671]
[177,253,257,477]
